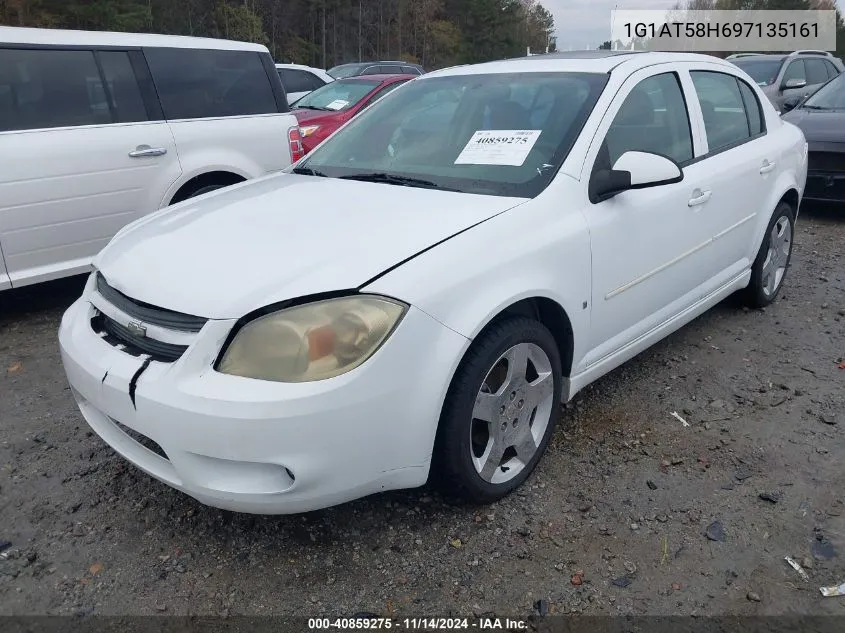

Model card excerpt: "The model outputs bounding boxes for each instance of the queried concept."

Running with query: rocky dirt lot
[1,205,844,619]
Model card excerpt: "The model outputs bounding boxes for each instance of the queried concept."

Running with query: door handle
[129,145,167,158]
[688,188,712,207]
[760,160,776,174]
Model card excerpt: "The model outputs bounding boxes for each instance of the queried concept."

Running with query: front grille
[112,419,169,461]
[808,151,845,173]
[95,273,207,332]
[91,313,188,362]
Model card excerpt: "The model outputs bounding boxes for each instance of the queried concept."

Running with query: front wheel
[744,202,795,308]
[432,317,563,504]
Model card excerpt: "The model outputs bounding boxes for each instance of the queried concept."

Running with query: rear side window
[278,68,315,94]
[361,66,383,75]
[691,71,753,152]
[737,79,764,136]
[805,59,829,85]
[0,48,112,132]
[602,72,693,166]
[823,60,840,79]
[381,65,404,74]
[98,51,148,123]
[782,60,806,84]
[145,48,277,120]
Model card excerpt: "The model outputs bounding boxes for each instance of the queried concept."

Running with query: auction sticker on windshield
[326,99,349,110]
[454,130,542,166]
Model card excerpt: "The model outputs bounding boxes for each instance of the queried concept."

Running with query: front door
[580,68,715,368]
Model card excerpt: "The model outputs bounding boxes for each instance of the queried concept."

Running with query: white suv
[0,27,301,291]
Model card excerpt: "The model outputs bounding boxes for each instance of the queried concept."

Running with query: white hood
[95,174,524,319]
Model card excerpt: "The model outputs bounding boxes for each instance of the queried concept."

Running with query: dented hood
[95,174,524,319]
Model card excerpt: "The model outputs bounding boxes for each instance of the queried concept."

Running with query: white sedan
[59,51,807,514]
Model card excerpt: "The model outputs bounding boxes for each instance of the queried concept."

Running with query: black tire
[432,317,563,504]
[185,183,228,199]
[743,201,795,308]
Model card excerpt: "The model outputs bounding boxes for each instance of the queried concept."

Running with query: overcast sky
[542,0,844,51]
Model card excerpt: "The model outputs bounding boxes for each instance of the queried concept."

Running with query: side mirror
[589,151,683,203]
[784,78,807,90]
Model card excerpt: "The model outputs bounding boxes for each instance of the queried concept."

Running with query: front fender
[365,199,592,377]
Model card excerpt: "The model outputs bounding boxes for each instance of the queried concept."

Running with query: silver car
[730,50,844,111]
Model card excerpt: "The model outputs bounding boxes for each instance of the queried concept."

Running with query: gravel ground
[1,204,844,618]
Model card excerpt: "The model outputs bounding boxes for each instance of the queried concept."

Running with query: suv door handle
[129,145,167,158]
[688,188,712,207]
[760,160,776,174]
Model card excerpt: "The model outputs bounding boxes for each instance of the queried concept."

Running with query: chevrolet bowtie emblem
[127,320,147,338]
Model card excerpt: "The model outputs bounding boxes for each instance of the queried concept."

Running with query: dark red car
[291,74,415,154]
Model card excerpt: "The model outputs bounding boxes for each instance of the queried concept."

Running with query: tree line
[599,0,845,58]
[0,0,556,70]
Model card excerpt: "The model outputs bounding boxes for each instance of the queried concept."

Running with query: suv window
[278,68,315,94]
[0,48,112,132]
[823,59,840,80]
[691,71,753,152]
[782,60,806,85]
[602,72,693,167]
[381,65,404,74]
[805,59,829,85]
[145,48,277,120]
[401,65,421,75]
[99,51,148,123]
[361,66,384,75]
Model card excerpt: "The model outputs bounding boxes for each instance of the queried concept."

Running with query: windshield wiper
[801,104,831,111]
[294,105,331,111]
[337,172,447,190]
[291,166,327,177]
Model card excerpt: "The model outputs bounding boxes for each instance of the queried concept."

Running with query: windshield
[802,73,845,110]
[733,59,784,86]
[296,72,608,198]
[327,64,361,79]
[293,79,379,111]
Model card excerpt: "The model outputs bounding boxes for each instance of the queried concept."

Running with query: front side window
[823,60,840,80]
[782,60,806,85]
[297,72,608,198]
[691,71,753,152]
[601,72,693,168]
[292,79,380,112]
[144,48,277,120]
[0,48,112,132]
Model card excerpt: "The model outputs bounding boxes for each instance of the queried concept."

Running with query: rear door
[144,47,296,181]
[0,46,181,288]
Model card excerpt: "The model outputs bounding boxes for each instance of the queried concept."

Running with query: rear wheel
[744,202,795,308]
[433,317,562,503]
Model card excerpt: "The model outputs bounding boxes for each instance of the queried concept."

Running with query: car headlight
[217,295,406,382]
[300,125,320,137]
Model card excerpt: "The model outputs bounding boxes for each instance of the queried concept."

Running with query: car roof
[730,54,787,61]
[425,50,739,78]
[338,73,416,82]
[0,25,267,52]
